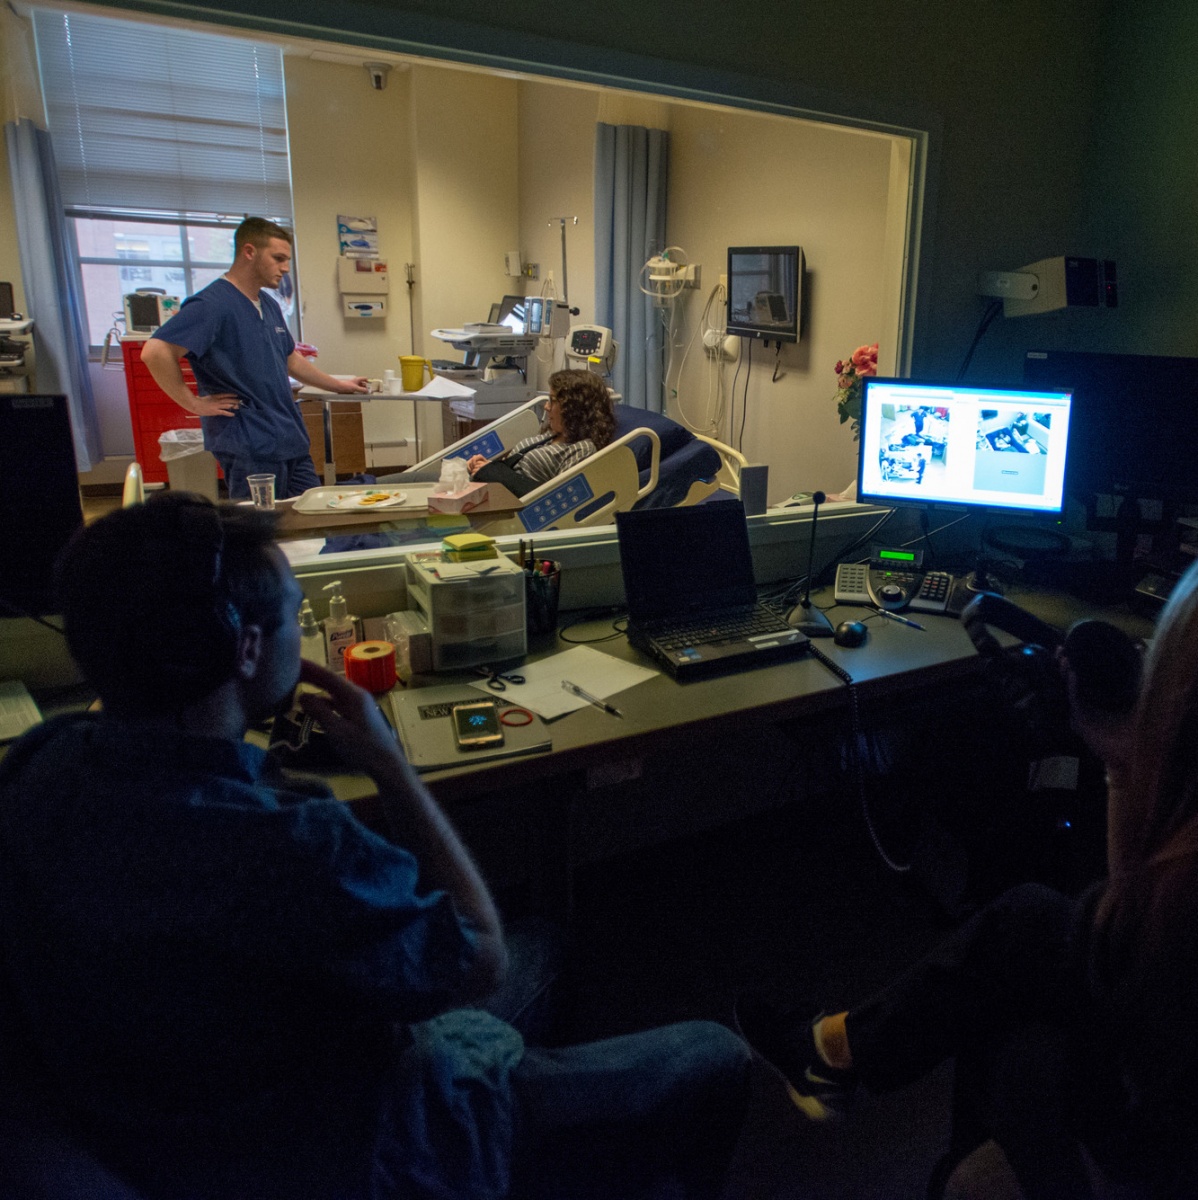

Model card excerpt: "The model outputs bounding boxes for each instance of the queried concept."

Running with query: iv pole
[549,216,579,311]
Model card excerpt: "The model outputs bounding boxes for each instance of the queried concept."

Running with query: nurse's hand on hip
[191,392,241,417]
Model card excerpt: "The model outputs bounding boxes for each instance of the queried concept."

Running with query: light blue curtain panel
[4,119,101,471]
[594,123,669,412]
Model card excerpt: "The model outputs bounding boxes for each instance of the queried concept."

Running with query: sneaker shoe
[733,992,856,1122]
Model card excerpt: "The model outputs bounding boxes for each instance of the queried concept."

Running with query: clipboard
[389,685,551,772]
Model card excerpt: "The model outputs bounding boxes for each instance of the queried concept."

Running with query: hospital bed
[404,395,745,533]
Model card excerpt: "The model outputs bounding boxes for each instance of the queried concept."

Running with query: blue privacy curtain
[594,123,669,412]
[5,118,101,471]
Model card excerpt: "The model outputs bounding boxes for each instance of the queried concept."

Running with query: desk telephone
[834,547,958,614]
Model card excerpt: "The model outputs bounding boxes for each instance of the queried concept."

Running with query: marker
[873,607,925,631]
[561,679,623,717]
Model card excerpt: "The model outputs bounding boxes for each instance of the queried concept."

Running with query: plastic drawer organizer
[404,552,527,671]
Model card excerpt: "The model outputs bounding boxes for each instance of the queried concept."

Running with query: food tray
[292,483,436,514]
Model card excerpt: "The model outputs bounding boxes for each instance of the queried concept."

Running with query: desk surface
[315,597,980,810]
[313,581,1156,813]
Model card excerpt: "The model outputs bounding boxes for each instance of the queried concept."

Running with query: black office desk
[316,599,989,916]
[273,583,1156,911]
[330,580,1155,818]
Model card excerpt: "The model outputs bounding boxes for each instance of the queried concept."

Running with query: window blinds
[33,9,292,222]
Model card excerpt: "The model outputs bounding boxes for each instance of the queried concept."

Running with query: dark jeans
[510,1021,752,1200]
[846,882,1117,1199]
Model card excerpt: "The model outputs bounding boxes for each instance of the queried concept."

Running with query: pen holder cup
[525,565,561,637]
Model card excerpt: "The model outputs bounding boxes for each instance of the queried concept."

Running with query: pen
[873,607,925,631]
[561,678,623,717]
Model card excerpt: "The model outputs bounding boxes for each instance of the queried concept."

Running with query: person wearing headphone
[0,492,751,1200]
[737,569,1198,1197]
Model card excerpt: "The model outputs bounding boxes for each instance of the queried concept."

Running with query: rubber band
[499,706,534,727]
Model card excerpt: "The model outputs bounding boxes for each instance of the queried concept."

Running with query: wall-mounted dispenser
[337,256,389,318]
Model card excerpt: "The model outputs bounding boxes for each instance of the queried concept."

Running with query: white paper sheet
[410,377,478,400]
[470,645,657,720]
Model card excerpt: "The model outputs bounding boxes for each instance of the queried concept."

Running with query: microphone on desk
[786,491,835,637]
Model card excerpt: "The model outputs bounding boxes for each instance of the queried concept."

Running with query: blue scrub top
[152,278,307,461]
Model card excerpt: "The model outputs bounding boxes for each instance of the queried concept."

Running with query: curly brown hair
[547,369,616,449]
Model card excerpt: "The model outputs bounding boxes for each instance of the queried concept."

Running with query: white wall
[406,65,520,457]
[285,55,416,466]
[663,107,905,502]
[517,80,599,389]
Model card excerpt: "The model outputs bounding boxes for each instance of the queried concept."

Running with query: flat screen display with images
[856,378,1074,515]
[726,246,802,342]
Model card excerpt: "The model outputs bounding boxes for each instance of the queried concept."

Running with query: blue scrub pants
[215,453,321,500]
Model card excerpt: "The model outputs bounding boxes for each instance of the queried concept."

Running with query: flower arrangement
[834,343,878,440]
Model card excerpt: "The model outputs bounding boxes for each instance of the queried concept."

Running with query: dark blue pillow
[613,406,694,471]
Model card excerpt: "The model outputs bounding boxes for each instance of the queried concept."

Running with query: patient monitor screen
[857,378,1073,514]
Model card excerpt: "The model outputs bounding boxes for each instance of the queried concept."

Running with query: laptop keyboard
[649,606,788,649]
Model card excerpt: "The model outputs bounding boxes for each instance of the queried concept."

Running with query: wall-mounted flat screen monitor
[857,377,1074,516]
[726,246,803,343]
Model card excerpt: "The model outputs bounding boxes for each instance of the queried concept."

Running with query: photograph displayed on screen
[858,379,1073,514]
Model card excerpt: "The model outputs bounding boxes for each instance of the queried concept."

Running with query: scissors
[475,667,525,692]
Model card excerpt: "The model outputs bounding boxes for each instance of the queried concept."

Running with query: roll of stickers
[343,640,397,693]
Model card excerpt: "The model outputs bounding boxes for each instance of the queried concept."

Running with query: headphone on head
[129,495,244,701]
[961,591,1141,755]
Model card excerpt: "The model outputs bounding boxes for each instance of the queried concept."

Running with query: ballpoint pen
[561,679,623,717]
[873,607,925,631]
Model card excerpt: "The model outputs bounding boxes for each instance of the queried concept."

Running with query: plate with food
[326,489,408,510]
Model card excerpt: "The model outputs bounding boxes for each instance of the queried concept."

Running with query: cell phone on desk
[451,701,504,750]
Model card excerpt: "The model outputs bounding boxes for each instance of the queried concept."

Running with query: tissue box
[428,482,489,514]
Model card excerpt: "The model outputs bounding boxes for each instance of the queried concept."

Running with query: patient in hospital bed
[377,369,614,498]
[464,368,616,497]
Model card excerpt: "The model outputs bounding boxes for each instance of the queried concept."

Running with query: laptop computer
[616,501,809,678]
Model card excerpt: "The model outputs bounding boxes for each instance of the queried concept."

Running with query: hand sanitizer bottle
[298,598,327,668]
[322,581,357,676]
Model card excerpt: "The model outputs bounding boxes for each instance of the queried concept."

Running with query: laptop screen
[616,502,759,622]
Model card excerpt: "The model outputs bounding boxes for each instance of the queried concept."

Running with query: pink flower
[851,343,878,375]
[837,374,852,389]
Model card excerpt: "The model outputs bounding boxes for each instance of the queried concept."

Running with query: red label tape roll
[344,640,397,693]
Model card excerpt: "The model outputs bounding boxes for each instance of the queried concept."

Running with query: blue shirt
[0,714,522,1199]
[153,278,308,461]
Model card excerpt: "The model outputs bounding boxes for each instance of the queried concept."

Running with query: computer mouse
[834,620,868,648]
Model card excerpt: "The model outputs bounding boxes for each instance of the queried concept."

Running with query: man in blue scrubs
[142,217,367,499]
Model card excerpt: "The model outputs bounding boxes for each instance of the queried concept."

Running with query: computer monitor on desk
[1023,350,1198,561]
[857,377,1074,519]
